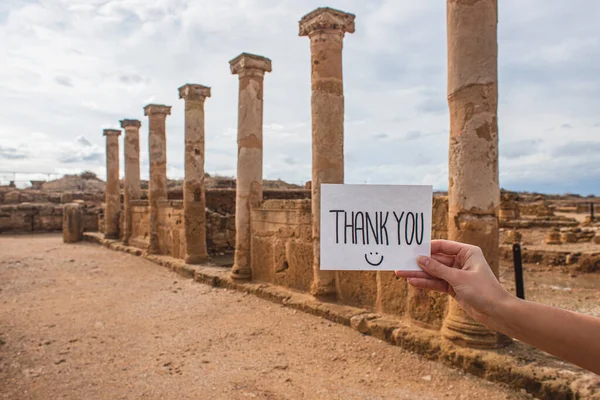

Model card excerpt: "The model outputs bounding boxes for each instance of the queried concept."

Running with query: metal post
[591,202,595,222]
[512,243,525,300]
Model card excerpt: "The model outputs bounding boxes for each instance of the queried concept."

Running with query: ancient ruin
[443,0,500,347]
[144,104,171,254]
[179,84,211,264]
[121,119,142,246]
[299,7,355,298]
[1,3,599,397]
[103,128,121,239]
[229,53,271,280]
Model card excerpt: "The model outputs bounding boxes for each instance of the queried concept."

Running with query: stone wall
[129,199,235,256]
[250,196,450,326]
[251,200,313,292]
[0,203,99,233]
[166,188,310,214]
[0,189,104,205]
[129,200,150,249]
[157,201,185,259]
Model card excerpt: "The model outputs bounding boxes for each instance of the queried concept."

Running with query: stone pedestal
[179,84,211,264]
[442,0,503,348]
[229,53,272,280]
[120,119,141,246]
[299,7,355,299]
[103,129,121,239]
[62,203,83,243]
[144,104,171,254]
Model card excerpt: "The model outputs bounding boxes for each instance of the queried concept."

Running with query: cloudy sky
[0,0,599,194]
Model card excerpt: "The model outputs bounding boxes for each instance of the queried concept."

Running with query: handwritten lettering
[329,209,425,246]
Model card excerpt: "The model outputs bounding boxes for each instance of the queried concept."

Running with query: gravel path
[0,234,525,400]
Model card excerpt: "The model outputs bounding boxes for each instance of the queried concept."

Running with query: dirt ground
[500,259,600,317]
[0,234,529,400]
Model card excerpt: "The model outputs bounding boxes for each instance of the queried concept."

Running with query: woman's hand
[395,240,512,330]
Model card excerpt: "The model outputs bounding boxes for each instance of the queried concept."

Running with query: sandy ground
[500,260,600,317]
[0,234,528,400]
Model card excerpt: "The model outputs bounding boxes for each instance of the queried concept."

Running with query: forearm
[493,296,600,374]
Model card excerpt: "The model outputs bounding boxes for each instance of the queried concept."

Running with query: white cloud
[0,0,598,194]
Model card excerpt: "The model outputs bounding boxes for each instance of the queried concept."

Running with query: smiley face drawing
[364,251,384,267]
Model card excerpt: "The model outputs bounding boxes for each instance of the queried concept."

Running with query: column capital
[120,119,141,129]
[229,53,272,76]
[178,84,211,102]
[103,129,121,137]
[144,104,172,116]
[299,7,355,37]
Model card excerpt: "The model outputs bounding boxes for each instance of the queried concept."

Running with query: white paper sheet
[320,184,432,271]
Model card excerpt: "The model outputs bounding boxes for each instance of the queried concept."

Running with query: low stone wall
[166,188,311,214]
[250,196,450,328]
[157,201,185,259]
[130,200,235,256]
[0,189,104,205]
[251,199,313,292]
[129,200,150,248]
[0,203,99,233]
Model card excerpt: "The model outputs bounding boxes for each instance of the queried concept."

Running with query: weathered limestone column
[62,203,83,243]
[229,53,272,280]
[442,0,502,348]
[178,84,211,264]
[144,104,171,254]
[299,7,355,298]
[103,128,121,239]
[120,119,141,245]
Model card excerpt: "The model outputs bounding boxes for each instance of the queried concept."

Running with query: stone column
[229,53,272,280]
[178,84,211,264]
[103,128,121,239]
[299,7,355,298]
[144,104,171,254]
[62,203,83,243]
[442,0,502,348]
[120,119,141,245]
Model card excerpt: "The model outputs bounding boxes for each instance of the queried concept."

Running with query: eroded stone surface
[144,104,171,254]
[179,84,211,264]
[103,129,121,239]
[229,53,271,279]
[62,203,83,243]
[299,7,354,298]
[443,0,501,348]
[120,119,141,245]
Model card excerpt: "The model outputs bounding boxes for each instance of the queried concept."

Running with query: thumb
[418,256,461,285]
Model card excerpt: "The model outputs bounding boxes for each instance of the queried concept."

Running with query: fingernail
[418,256,429,267]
